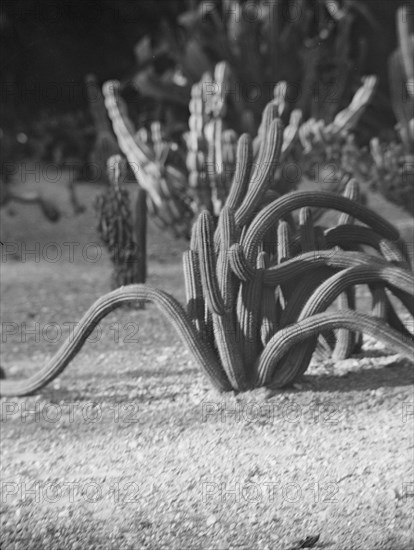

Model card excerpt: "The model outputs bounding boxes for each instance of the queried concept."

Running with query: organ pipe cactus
[1,116,413,397]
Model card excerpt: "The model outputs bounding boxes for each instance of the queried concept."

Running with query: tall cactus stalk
[95,155,146,298]
[2,114,413,398]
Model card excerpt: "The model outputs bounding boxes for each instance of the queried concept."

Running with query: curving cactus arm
[0,285,232,397]
[268,264,414,385]
[257,310,414,389]
[242,191,401,263]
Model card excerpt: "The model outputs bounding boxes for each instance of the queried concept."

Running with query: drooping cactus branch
[0,285,231,397]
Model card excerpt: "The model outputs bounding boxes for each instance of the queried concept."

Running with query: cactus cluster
[130,0,374,136]
[180,124,413,391]
[103,60,380,239]
[1,115,413,397]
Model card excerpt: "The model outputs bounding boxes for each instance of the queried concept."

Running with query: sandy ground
[0,172,413,549]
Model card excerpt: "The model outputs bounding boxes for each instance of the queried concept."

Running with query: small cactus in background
[95,155,146,297]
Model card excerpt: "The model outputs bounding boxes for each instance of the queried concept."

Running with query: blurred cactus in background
[101,0,402,236]
[103,65,380,236]
[126,0,377,136]
[366,5,414,214]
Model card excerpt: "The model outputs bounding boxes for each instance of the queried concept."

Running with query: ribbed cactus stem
[190,218,200,252]
[224,133,253,211]
[369,285,389,320]
[216,206,237,309]
[235,119,283,228]
[276,220,291,263]
[281,109,302,157]
[236,258,265,379]
[333,289,357,360]
[299,207,315,252]
[197,211,226,315]
[259,252,279,346]
[335,179,361,357]
[252,101,280,155]
[338,179,360,225]
[213,312,248,391]
[221,129,238,197]
[183,250,208,340]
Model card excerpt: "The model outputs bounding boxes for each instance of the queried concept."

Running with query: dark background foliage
[0,0,184,117]
[0,0,407,117]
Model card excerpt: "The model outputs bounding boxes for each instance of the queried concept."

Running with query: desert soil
[0,170,413,550]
